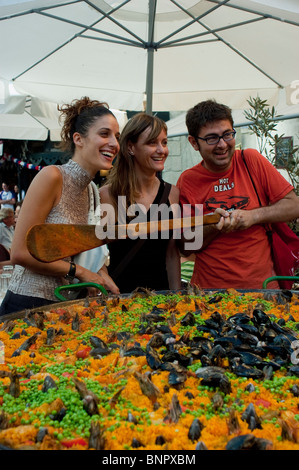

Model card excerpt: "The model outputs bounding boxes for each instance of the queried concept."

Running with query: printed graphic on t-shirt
[213,177,234,193]
[205,176,250,212]
[206,195,250,212]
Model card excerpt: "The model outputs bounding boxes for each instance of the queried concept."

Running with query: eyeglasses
[197,130,236,145]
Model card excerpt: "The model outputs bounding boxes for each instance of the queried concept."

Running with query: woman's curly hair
[58,96,114,154]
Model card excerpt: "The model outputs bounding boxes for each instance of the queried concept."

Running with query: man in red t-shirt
[177,100,299,289]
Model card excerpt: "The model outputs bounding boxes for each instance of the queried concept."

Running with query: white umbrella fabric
[0,0,298,114]
[0,78,128,141]
[0,97,62,141]
[0,76,63,140]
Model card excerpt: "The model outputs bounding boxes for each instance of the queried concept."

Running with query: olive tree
[243,96,299,196]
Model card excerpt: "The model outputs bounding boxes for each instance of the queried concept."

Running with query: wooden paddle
[26,213,221,262]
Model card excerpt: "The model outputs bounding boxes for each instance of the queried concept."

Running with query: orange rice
[0,289,299,450]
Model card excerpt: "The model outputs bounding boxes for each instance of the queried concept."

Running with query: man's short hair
[186,99,234,138]
[0,208,14,222]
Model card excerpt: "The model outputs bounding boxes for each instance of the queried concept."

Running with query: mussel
[195,366,232,394]
[188,418,204,442]
[241,403,262,431]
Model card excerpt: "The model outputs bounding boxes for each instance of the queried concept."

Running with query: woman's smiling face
[129,126,169,174]
[74,114,120,176]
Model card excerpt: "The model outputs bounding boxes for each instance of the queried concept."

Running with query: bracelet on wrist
[64,262,76,281]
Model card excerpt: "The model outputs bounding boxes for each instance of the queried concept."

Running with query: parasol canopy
[0,0,298,114]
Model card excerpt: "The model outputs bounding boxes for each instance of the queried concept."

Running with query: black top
[108,180,173,293]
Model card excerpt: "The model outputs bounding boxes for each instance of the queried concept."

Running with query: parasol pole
[145,0,157,115]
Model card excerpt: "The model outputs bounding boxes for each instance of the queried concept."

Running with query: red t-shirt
[177,149,293,289]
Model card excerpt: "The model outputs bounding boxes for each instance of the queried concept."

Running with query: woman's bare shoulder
[30,165,62,188]
[24,165,63,209]
[40,165,62,180]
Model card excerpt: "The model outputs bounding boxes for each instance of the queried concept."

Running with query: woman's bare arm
[12,169,119,294]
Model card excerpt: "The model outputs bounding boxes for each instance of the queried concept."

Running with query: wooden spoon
[26,213,221,262]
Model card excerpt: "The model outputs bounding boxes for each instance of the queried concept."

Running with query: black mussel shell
[245,382,255,393]
[155,435,166,446]
[188,418,204,442]
[210,310,225,327]
[49,407,66,422]
[209,344,226,363]
[145,313,165,322]
[229,359,264,379]
[151,306,165,315]
[42,375,58,392]
[36,427,48,443]
[161,350,191,368]
[195,441,208,450]
[207,295,222,304]
[211,392,224,410]
[225,434,256,450]
[146,346,162,370]
[168,370,187,387]
[195,366,232,394]
[147,332,165,349]
[196,325,219,338]
[228,313,251,325]
[122,346,145,357]
[235,330,259,346]
[90,347,111,357]
[155,324,173,335]
[11,332,20,339]
[180,312,195,326]
[131,438,145,448]
[46,327,57,345]
[89,335,108,349]
[190,336,213,351]
[290,384,299,397]
[241,403,262,431]
[214,336,242,349]
[252,309,271,327]
[239,323,259,336]
[200,355,212,367]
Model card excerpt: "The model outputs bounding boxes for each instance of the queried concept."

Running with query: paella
[0,287,299,451]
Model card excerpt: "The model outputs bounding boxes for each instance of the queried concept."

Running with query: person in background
[177,99,299,290]
[99,112,181,293]
[0,96,120,316]
[0,207,15,253]
[13,185,24,203]
[0,183,16,210]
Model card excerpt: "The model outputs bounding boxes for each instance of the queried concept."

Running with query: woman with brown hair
[99,112,181,293]
[0,97,120,315]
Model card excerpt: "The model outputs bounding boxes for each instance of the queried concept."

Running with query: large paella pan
[0,286,299,451]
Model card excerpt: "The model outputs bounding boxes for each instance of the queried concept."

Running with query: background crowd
[0,183,23,266]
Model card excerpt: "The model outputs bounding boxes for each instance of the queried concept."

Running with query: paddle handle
[26,213,221,262]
